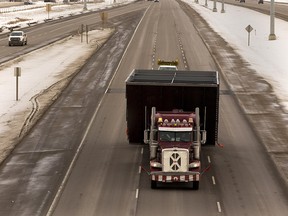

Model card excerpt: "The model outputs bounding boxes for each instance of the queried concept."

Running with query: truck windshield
[159,131,191,142]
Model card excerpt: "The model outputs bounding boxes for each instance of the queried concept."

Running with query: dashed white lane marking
[136,188,139,199]
[212,176,216,185]
[207,155,211,163]
[217,202,222,213]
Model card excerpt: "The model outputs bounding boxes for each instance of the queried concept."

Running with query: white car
[8,31,28,46]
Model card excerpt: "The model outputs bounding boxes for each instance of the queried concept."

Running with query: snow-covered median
[0,28,114,163]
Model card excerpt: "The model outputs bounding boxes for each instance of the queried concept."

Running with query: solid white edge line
[46,87,105,216]
[47,4,151,215]
[217,202,222,213]
[105,4,151,94]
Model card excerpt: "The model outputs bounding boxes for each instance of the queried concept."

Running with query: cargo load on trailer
[125,69,219,189]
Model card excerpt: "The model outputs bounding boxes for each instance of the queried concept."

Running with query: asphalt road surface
[0,2,149,216]
[0,2,149,64]
[53,0,288,216]
[0,0,288,216]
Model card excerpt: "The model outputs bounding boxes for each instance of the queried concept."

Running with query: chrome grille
[162,148,189,172]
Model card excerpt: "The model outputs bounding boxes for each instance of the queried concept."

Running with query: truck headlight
[189,161,200,168]
[150,161,162,168]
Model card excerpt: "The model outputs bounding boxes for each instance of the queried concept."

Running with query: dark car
[24,1,33,4]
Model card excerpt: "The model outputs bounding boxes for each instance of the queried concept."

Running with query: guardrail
[0,2,84,32]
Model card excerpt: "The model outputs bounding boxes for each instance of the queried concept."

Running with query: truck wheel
[192,181,199,190]
[151,180,157,189]
[9,43,11,46]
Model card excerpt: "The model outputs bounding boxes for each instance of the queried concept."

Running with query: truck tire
[192,181,199,190]
[151,180,157,189]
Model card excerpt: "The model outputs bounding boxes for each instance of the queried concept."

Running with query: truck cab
[145,108,203,189]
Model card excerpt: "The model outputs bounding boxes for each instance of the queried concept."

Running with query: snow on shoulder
[0,28,114,163]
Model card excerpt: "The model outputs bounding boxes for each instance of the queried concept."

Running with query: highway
[0,0,288,216]
[0,2,149,64]
[52,0,288,216]
[0,2,149,215]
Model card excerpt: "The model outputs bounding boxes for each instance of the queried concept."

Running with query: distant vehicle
[258,0,264,3]
[8,31,27,46]
[240,0,245,2]
[154,0,159,2]
[158,59,178,70]
[24,0,33,5]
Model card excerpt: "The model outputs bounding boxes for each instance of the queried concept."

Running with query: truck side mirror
[201,130,207,145]
[144,129,149,144]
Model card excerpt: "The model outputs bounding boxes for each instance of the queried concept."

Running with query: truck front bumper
[151,171,200,182]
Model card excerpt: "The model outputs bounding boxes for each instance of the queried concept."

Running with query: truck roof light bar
[159,118,192,127]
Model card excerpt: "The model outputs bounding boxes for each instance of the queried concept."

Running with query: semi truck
[125,69,219,189]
